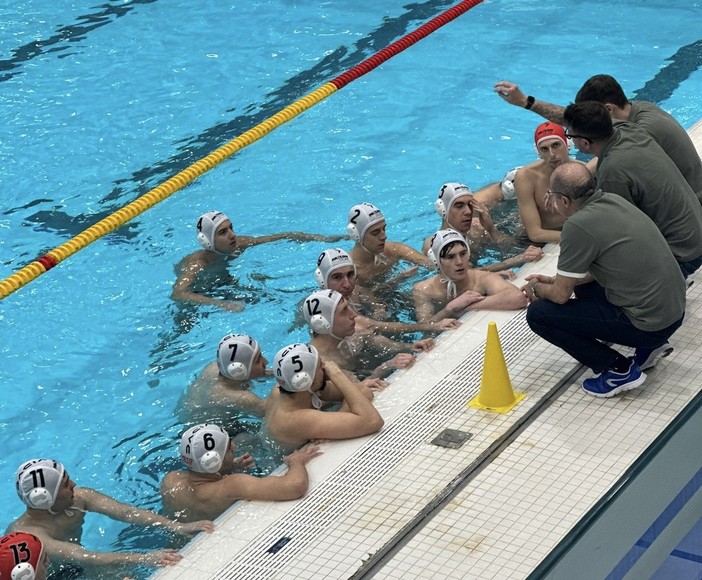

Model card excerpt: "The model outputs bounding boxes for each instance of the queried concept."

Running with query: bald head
[550,162,596,202]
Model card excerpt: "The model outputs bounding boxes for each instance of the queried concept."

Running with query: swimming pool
[2,0,701,577]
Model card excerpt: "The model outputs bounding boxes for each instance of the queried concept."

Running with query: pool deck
[152,120,702,580]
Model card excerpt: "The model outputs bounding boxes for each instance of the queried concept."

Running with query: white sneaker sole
[583,373,647,398]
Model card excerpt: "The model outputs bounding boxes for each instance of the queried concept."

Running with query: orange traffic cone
[468,322,525,413]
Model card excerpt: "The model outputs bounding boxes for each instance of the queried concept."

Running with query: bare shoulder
[383,240,405,256]
[516,159,547,181]
[6,519,50,541]
[200,361,220,381]
[413,275,443,298]
[176,249,216,272]
[412,276,433,293]
[161,470,189,490]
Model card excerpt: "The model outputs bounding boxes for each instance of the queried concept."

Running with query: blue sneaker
[582,359,646,398]
[634,341,673,371]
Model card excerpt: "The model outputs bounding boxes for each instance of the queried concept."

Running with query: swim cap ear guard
[346,203,384,244]
[196,211,230,251]
[180,424,230,474]
[302,289,343,335]
[500,167,520,199]
[273,343,320,393]
[15,459,65,511]
[216,334,260,381]
[314,248,355,289]
[435,182,473,220]
[11,563,36,580]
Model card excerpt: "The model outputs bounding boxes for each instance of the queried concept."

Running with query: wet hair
[563,101,614,142]
[575,74,629,108]
[439,240,467,259]
[551,162,597,202]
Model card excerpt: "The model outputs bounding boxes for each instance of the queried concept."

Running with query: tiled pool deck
[152,120,702,580]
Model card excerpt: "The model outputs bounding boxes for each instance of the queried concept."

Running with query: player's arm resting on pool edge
[214,452,317,502]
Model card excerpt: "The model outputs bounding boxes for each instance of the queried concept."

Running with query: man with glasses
[562,101,702,278]
[522,162,686,398]
[494,75,702,201]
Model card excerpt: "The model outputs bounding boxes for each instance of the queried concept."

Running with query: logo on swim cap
[15,459,65,511]
[180,424,230,474]
[216,334,260,381]
[314,248,355,289]
[347,203,385,245]
[273,343,320,393]
[0,532,44,580]
[303,289,344,335]
[196,211,230,251]
[435,183,473,219]
[534,121,569,149]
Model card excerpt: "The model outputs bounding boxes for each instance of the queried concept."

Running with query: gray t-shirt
[558,190,685,331]
[628,100,702,202]
[596,123,702,262]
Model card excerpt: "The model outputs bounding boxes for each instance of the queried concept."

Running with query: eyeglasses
[547,189,571,201]
[564,130,592,143]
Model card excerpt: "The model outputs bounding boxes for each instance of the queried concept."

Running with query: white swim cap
[428,229,469,271]
[216,334,260,381]
[314,248,355,289]
[15,459,65,511]
[347,203,385,244]
[196,211,230,251]
[180,424,230,474]
[500,167,521,200]
[0,532,44,580]
[303,289,344,335]
[273,343,320,393]
[435,183,473,219]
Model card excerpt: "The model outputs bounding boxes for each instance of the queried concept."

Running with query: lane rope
[0,0,483,300]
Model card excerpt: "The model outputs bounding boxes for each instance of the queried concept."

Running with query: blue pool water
[1,0,702,576]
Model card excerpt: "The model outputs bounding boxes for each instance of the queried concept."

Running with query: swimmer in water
[421,183,544,274]
[160,424,321,522]
[172,210,346,311]
[413,229,528,323]
[0,532,48,580]
[176,333,269,425]
[314,247,459,334]
[303,289,435,381]
[263,344,384,450]
[7,459,214,577]
[346,203,433,288]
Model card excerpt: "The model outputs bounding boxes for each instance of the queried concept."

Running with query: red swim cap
[0,532,44,579]
[534,121,568,148]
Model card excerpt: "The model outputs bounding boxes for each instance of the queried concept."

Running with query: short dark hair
[439,240,467,259]
[575,74,629,108]
[563,101,614,142]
